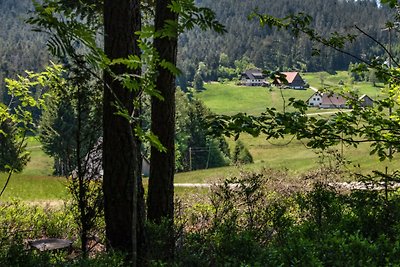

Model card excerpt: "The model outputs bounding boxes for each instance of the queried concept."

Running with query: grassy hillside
[2,72,395,200]
[196,72,384,116]
[0,137,68,201]
[179,72,398,183]
[196,82,316,115]
[303,71,385,99]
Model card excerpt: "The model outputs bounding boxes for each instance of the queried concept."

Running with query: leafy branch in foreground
[209,4,400,166]
[209,91,400,162]
[0,65,61,196]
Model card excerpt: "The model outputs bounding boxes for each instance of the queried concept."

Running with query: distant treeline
[0,0,50,103]
[0,0,396,98]
[178,0,395,85]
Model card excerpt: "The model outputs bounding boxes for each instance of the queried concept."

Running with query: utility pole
[189,147,192,171]
[382,23,398,191]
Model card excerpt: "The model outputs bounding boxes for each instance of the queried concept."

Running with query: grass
[197,72,386,117]
[2,71,396,200]
[0,136,68,201]
[196,82,318,115]
[187,73,399,183]
[302,71,386,99]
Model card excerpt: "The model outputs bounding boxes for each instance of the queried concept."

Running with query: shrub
[174,169,400,266]
[232,140,253,164]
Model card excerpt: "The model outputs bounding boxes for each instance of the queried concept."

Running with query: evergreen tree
[232,140,253,165]
[39,97,77,175]
[194,72,204,91]
[0,120,29,173]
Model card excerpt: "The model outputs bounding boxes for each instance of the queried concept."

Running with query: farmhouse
[274,72,306,89]
[359,94,374,107]
[308,92,374,109]
[240,69,268,86]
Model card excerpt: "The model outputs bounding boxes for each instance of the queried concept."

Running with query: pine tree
[0,120,29,173]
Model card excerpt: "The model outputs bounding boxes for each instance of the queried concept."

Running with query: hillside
[178,0,394,82]
[0,0,394,101]
[195,71,385,115]
[0,0,50,102]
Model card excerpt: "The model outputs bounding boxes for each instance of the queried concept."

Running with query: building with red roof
[274,72,306,89]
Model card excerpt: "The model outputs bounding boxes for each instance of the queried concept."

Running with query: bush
[0,200,121,266]
[173,170,400,266]
[232,140,253,165]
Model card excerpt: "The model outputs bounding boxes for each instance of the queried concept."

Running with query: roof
[307,92,347,106]
[281,72,299,83]
[321,93,347,106]
[309,92,374,107]
[359,94,373,101]
[242,69,265,80]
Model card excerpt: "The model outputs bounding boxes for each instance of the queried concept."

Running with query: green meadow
[1,71,397,200]
[0,137,68,201]
[197,82,316,115]
[182,71,398,182]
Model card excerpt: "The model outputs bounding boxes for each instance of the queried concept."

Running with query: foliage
[0,0,392,93]
[232,140,253,164]
[175,91,230,171]
[39,96,77,175]
[0,200,125,266]
[0,65,54,196]
[206,1,400,167]
[0,200,75,242]
[171,168,400,266]
[178,0,392,84]
[38,73,102,176]
[0,0,50,105]
[193,72,204,91]
[0,120,29,173]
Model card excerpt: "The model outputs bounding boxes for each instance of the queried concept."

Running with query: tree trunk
[147,0,178,261]
[103,0,142,264]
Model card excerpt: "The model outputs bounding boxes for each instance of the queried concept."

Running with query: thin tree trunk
[148,0,178,261]
[103,0,142,264]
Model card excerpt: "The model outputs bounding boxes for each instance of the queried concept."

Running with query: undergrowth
[2,161,400,266]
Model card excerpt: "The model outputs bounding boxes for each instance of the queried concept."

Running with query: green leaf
[160,60,181,76]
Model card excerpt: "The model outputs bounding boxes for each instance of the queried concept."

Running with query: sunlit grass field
[0,137,68,201]
[2,71,397,200]
[302,71,385,99]
[180,71,398,183]
[195,82,318,115]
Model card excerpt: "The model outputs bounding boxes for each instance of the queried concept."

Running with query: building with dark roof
[274,72,306,89]
[240,69,268,86]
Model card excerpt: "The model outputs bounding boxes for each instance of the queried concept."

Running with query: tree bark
[147,0,178,260]
[103,0,142,264]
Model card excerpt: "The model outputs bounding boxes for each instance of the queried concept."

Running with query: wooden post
[189,147,192,171]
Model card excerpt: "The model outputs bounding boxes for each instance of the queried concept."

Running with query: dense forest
[0,0,49,103]
[178,0,394,83]
[0,0,395,96]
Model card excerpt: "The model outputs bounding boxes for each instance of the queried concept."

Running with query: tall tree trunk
[148,0,178,261]
[103,0,142,264]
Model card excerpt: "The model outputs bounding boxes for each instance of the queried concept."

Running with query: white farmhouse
[240,69,268,86]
